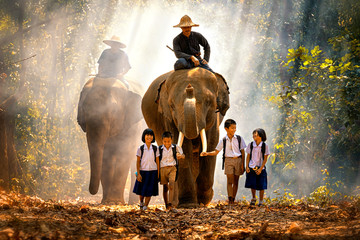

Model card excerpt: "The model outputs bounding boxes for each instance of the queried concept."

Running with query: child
[201,119,246,204]
[133,128,160,210]
[159,131,185,209]
[245,128,270,206]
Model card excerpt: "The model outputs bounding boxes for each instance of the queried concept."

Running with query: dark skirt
[133,170,159,197]
[245,168,267,190]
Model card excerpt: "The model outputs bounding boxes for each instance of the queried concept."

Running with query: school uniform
[215,134,246,175]
[159,144,183,185]
[133,144,159,197]
[245,141,270,190]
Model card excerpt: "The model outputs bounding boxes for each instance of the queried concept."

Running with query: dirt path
[1,192,359,239]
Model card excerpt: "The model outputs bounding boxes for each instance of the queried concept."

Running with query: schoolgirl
[133,128,160,210]
[245,128,270,206]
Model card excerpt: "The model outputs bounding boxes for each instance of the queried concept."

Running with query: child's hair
[141,128,156,143]
[162,131,173,139]
[253,128,267,142]
[224,119,236,128]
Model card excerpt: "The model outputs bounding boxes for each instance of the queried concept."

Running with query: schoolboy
[159,131,185,209]
[201,119,246,204]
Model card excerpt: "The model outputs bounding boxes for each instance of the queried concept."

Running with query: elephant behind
[77,77,142,204]
[142,68,229,208]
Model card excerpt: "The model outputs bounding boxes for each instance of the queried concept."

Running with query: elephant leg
[128,158,138,204]
[177,140,198,208]
[110,153,130,204]
[197,128,218,205]
[101,141,117,204]
[196,155,216,205]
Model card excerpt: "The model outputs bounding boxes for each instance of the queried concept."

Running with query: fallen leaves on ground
[1,191,360,239]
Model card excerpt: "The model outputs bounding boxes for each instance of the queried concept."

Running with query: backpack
[222,135,242,170]
[250,141,266,166]
[159,144,179,181]
[140,144,157,162]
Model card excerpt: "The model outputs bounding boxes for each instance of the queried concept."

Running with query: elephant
[77,77,142,204]
[142,67,229,208]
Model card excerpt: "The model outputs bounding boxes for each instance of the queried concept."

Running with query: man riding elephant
[97,35,131,88]
[173,15,214,73]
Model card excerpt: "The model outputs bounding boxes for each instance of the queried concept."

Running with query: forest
[0,0,360,239]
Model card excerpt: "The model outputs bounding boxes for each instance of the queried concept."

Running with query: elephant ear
[214,73,230,116]
[155,77,173,121]
[125,90,143,125]
[77,78,95,132]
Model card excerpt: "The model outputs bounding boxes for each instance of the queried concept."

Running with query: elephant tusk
[177,131,184,148]
[200,128,207,153]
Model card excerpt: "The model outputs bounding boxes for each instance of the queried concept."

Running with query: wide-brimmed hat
[103,35,126,48]
[173,15,199,28]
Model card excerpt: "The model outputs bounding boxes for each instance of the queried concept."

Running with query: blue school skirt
[133,170,159,197]
[245,168,267,190]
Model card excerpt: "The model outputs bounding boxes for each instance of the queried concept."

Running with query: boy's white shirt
[246,141,270,168]
[136,144,160,171]
[215,134,246,158]
[160,144,183,168]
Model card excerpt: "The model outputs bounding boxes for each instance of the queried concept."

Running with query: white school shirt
[160,145,184,168]
[215,134,247,158]
[136,144,160,171]
[246,141,270,168]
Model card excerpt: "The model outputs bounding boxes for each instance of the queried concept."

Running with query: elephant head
[78,77,142,198]
[157,68,229,151]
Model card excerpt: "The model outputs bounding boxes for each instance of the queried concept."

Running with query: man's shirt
[173,31,210,62]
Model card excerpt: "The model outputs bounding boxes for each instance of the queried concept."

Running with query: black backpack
[159,144,179,181]
[140,144,157,162]
[222,135,242,170]
[250,142,266,164]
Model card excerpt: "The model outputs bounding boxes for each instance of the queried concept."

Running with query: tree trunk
[0,95,18,191]
[0,109,10,191]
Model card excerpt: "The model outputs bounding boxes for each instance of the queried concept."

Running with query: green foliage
[268,188,303,207]
[269,42,360,194]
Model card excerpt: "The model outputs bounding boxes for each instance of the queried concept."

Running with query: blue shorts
[133,170,159,197]
[245,168,267,190]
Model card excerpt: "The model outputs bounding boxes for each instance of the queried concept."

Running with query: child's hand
[246,167,250,173]
[177,153,185,159]
[255,167,263,175]
[136,174,142,182]
[240,165,245,175]
[200,152,207,157]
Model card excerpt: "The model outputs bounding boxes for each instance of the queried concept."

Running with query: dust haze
[4,0,352,202]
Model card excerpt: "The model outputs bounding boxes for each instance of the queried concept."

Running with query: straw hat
[173,15,199,28]
[103,35,126,48]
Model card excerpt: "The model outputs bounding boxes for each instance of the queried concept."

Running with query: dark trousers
[174,57,214,73]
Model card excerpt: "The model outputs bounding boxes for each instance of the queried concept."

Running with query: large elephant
[77,77,142,204]
[142,68,229,207]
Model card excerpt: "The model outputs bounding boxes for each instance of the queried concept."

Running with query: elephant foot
[177,202,199,209]
[197,188,214,206]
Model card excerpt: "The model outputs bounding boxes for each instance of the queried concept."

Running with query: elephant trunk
[183,84,199,139]
[86,123,109,195]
